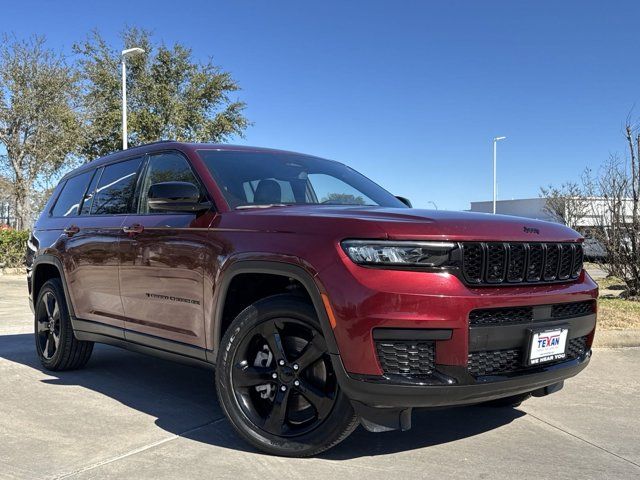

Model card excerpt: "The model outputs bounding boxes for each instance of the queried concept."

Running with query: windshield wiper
[235,204,291,210]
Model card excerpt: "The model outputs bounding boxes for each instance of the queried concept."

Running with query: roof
[63,142,328,180]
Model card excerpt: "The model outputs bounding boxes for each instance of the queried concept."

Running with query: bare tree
[583,121,640,297]
[539,181,589,229]
[0,35,82,229]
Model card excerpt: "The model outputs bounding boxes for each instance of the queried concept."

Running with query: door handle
[122,224,144,235]
[63,225,80,236]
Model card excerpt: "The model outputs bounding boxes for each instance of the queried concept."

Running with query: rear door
[53,156,144,330]
[119,151,216,351]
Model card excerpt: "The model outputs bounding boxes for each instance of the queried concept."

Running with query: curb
[593,329,640,348]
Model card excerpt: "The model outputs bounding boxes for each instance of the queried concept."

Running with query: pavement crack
[526,412,640,470]
[51,416,226,480]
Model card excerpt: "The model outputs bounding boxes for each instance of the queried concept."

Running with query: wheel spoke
[51,302,60,322]
[263,387,291,435]
[43,336,52,359]
[233,364,276,388]
[52,332,60,350]
[44,293,55,319]
[295,335,325,370]
[296,379,333,419]
[259,321,288,364]
[37,319,49,333]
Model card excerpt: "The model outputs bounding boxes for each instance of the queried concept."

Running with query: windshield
[197,150,407,209]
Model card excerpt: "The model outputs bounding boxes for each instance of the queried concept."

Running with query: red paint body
[29,142,598,378]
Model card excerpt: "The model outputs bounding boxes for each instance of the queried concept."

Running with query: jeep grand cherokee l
[27,142,598,456]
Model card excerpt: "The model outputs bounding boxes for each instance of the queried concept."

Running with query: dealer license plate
[528,328,569,365]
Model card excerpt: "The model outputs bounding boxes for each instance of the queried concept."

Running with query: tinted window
[91,158,142,215]
[139,152,200,214]
[51,171,93,217]
[80,168,102,215]
[198,150,406,209]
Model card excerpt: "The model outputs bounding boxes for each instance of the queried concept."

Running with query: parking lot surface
[1,275,639,480]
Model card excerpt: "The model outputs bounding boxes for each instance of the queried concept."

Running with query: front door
[119,151,215,350]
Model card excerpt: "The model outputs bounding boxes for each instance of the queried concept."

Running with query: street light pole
[121,47,145,150]
[493,136,506,214]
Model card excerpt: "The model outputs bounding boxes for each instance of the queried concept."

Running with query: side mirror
[147,182,211,212]
[395,196,412,208]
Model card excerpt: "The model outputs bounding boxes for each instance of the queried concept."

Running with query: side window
[139,152,200,214]
[91,157,142,215]
[50,171,93,217]
[80,168,102,215]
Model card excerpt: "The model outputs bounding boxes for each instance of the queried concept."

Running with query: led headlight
[341,240,457,267]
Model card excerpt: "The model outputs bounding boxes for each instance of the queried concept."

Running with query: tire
[482,392,532,408]
[34,278,94,371]
[216,294,358,457]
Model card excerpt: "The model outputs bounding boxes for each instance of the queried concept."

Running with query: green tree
[0,35,82,229]
[74,28,249,159]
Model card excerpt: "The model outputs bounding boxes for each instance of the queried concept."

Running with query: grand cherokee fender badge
[523,226,540,234]
[145,293,200,305]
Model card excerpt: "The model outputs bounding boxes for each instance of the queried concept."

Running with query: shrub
[0,230,29,268]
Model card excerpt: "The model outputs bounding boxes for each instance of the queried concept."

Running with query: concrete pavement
[1,276,639,479]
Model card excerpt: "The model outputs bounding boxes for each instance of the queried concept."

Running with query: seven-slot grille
[461,242,583,286]
[467,335,589,376]
[375,341,435,376]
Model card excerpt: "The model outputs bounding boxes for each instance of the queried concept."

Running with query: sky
[3,0,640,211]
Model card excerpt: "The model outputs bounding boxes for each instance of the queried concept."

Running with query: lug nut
[294,380,300,387]
[293,364,299,371]
[272,373,278,379]
[280,385,287,391]
[279,359,285,366]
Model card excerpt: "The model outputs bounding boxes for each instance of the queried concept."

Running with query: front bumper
[332,350,591,409]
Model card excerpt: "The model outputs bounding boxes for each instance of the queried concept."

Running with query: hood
[224,206,582,243]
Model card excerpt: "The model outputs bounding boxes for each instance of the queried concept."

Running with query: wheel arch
[211,260,338,358]
[31,255,76,318]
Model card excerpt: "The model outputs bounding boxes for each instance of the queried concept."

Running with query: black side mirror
[395,196,412,208]
[147,182,211,212]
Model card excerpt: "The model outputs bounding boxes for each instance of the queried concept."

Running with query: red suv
[27,142,598,456]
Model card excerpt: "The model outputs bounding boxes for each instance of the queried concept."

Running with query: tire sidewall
[215,295,356,457]
[34,278,70,369]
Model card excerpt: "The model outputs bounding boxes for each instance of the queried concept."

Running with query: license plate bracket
[526,327,569,366]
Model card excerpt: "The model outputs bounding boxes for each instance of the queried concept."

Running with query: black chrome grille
[460,242,583,286]
[375,341,435,376]
[551,301,595,319]
[469,301,595,327]
[469,307,533,326]
[467,335,589,376]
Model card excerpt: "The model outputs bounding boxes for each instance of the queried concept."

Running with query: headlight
[341,240,457,267]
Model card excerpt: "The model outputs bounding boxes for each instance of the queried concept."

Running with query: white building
[469,197,634,229]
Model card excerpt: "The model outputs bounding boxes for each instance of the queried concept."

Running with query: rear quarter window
[50,171,94,217]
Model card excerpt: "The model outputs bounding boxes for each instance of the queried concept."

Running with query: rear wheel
[34,278,94,371]
[216,295,358,457]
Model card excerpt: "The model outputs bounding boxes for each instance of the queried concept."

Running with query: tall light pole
[121,47,145,150]
[492,136,506,214]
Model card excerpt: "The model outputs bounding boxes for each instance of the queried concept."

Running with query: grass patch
[598,298,640,330]
[596,276,627,290]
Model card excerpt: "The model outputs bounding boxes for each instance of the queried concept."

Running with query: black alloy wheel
[216,295,358,457]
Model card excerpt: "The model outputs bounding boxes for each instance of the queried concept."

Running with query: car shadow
[0,333,525,459]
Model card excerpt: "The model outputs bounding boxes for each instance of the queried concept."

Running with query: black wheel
[35,278,94,371]
[216,294,358,457]
[482,392,532,408]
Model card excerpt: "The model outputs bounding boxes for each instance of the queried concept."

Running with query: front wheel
[215,295,358,457]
